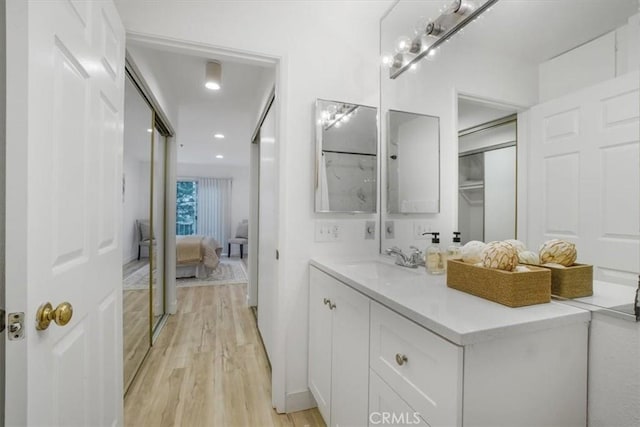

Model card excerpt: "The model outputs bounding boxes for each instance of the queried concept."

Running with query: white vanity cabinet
[308,267,370,427]
[309,260,590,427]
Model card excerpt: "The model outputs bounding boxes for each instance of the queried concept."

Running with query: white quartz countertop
[558,280,638,321]
[310,255,591,346]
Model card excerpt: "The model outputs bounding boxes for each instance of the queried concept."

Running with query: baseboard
[167,298,177,314]
[285,389,317,413]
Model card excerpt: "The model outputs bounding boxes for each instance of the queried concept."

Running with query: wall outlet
[385,221,395,239]
[413,221,431,239]
[365,221,375,240]
[315,221,342,242]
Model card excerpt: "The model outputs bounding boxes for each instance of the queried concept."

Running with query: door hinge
[276,249,279,260]
[0,309,5,333]
[8,312,25,341]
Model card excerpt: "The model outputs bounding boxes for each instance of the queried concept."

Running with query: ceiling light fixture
[213,133,225,139]
[384,0,498,79]
[205,61,222,90]
[216,154,224,159]
[146,128,152,133]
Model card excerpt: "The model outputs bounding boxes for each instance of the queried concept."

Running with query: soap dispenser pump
[447,232,462,260]
[423,232,445,275]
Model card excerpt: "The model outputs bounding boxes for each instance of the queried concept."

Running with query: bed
[176,235,223,279]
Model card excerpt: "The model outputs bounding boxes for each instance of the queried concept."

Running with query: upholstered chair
[228,220,248,258]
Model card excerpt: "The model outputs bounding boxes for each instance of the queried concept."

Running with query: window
[176,180,197,235]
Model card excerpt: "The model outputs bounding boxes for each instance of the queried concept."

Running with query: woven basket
[447,260,551,308]
[544,263,593,298]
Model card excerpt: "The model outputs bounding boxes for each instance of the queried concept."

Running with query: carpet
[123,259,248,290]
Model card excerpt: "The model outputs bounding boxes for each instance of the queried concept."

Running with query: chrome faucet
[385,246,423,268]
[408,246,425,267]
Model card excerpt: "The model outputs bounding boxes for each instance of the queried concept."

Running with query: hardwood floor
[124,283,325,427]
[123,259,151,391]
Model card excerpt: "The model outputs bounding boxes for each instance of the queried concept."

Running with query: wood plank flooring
[124,283,325,427]
[123,259,151,391]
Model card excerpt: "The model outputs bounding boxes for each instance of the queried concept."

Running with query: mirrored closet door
[122,74,168,393]
[123,76,153,392]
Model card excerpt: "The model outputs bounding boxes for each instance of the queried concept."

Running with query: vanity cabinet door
[330,275,370,427]
[309,267,370,427]
[309,267,334,422]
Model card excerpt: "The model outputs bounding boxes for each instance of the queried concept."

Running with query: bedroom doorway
[124,35,283,410]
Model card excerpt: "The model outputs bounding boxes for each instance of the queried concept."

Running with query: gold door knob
[36,302,73,330]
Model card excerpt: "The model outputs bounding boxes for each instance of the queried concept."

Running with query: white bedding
[176,235,222,278]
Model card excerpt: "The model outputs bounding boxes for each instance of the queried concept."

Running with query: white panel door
[528,72,639,285]
[257,101,278,362]
[5,1,125,425]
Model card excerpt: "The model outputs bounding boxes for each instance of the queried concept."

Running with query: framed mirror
[387,110,440,214]
[315,99,378,213]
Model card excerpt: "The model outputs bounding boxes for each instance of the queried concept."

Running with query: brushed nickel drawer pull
[395,353,408,366]
[323,298,330,305]
[329,302,336,310]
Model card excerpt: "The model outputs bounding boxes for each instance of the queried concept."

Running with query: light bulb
[205,81,221,90]
[341,114,350,123]
[213,133,225,139]
[414,16,429,35]
[395,36,412,54]
[409,62,420,72]
[327,104,337,115]
[381,53,395,68]
[335,121,342,128]
[216,154,224,159]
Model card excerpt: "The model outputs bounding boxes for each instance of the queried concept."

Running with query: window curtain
[197,177,232,249]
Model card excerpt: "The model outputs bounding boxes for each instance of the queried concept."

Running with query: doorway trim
[124,32,287,413]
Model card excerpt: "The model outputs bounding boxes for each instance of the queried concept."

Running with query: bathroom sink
[340,260,423,281]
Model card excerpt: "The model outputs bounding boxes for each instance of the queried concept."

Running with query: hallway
[124,284,324,426]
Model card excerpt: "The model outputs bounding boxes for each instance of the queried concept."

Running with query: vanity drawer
[370,302,463,426]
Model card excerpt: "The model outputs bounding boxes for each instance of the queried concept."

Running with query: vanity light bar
[322,104,360,131]
[389,0,500,79]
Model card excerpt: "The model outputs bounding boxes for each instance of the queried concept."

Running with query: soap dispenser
[424,232,445,275]
[447,232,462,261]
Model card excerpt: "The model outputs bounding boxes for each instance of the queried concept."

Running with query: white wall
[114,0,388,411]
[126,44,179,129]
[122,156,150,263]
[176,163,249,255]
[539,14,640,101]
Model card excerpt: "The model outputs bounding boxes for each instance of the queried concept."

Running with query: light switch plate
[385,221,395,239]
[413,221,431,239]
[365,221,375,240]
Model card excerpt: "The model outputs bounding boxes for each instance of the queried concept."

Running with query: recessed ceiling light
[214,133,225,139]
[147,128,152,133]
[216,154,224,159]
